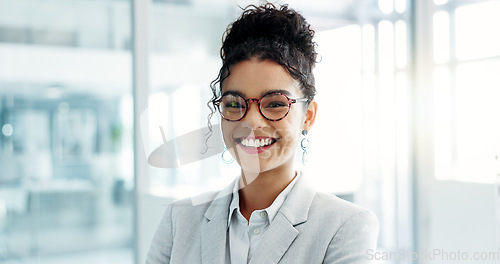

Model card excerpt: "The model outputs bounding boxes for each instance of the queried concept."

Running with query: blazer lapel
[201,212,228,264]
[201,179,236,264]
[248,213,298,264]
[249,175,317,263]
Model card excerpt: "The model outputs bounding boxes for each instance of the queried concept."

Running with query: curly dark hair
[205,3,317,148]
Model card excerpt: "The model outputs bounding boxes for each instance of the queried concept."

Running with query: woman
[147,3,378,264]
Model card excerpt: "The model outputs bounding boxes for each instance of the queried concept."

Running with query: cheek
[275,121,301,145]
[221,122,235,146]
[278,116,305,150]
[282,113,305,136]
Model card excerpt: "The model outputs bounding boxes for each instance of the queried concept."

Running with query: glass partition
[0,0,135,263]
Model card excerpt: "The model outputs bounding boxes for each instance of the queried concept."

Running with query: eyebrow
[222,89,293,98]
[262,89,293,97]
[222,90,245,97]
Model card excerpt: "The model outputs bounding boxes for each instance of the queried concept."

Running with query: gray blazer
[146,176,379,264]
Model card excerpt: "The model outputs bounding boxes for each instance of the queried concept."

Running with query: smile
[235,137,278,154]
[240,138,275,147]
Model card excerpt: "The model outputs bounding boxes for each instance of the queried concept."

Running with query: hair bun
[222,3,316,61]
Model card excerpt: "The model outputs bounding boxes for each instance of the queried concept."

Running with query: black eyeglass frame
[213,91,309,122]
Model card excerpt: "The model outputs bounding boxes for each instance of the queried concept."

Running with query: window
[419,0,500,255]
[433,0,500,183]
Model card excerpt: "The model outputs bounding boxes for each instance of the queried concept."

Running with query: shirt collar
[227,171,301,227]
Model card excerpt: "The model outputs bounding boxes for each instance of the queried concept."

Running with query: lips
[234,137,278,154]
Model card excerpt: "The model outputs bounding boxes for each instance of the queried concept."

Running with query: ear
[302,100,317,131]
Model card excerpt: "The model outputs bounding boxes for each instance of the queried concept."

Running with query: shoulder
[305,192,379,263]
[311,192,378,227]
[169,190,218,213]
[281,174,378,229]
[146,187,232,264]
[312,192,379,259]
[163,179,235,225]
[307,191,379,242]
[294,176,378,232]
[289,175,378,228]
[320,196,379,263]
[292,174,378,226]
[166,189,225,221]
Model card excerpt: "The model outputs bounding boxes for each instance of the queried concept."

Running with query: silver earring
[221,147,234,164]
[301,130,309,165]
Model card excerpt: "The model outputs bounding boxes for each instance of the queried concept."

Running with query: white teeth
[240,138,274,147]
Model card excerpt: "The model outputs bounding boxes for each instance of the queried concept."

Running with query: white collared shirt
[226,172,300,264]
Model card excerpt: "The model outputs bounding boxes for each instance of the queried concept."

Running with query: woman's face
[220,59,317,174]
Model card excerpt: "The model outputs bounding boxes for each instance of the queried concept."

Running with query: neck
[238,164,296,220]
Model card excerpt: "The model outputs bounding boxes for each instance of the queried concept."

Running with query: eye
[221,94,246,109]
[261,93,290,110]
[265,101,288,108]
[224,101,245,108]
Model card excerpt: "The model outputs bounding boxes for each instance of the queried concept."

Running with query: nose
[241,101,266,129]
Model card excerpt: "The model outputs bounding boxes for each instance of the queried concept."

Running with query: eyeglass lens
[219,93,290,121]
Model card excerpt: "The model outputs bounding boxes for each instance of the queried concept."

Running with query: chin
[240,157,286,174]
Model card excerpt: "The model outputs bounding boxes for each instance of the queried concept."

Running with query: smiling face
[220,58,317,176]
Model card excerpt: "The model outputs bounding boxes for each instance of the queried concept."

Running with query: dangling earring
[301,130,309,165]
[221,146,234,164]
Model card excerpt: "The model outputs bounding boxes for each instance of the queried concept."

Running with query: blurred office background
[0,0,499,263]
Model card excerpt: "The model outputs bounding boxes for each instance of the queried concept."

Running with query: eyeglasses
[214,91,309,122]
